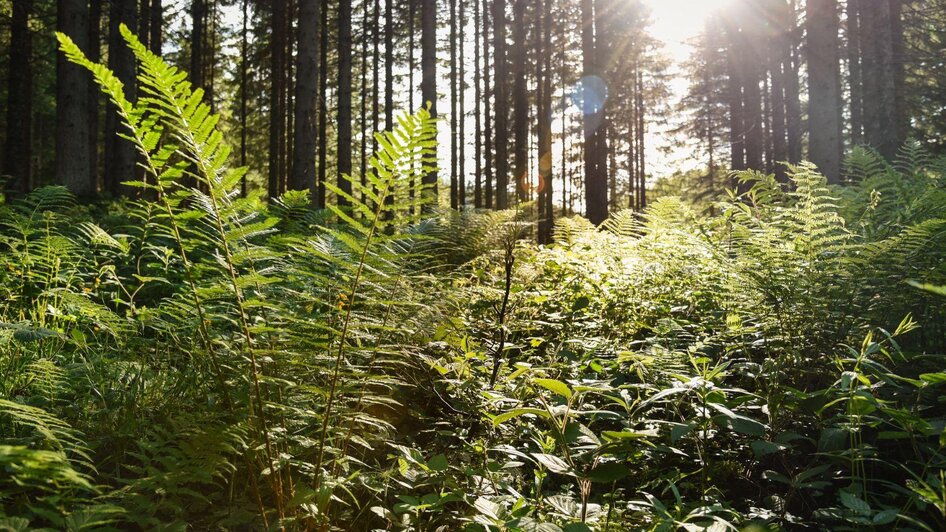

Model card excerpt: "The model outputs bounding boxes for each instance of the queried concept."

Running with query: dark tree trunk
[360,0,369,180]
[512,0,527,203]
[57,0,92,197]
[806,0,843,182]
[784,2,802,165]
[769,5,788,181]
[492,0,509,208]
[537,0,552,242]
[474,0,482,208]
[637,68,645,210]
[847,0,862,145]
[458,0,466,206]
[4,0,33,193]
[190,0,205,91]
[104,0,137,197]
[150,0,162,54]
[89,0,103,190]
[317,0,328,207]
[581,0,607,224]
[384,0,393,132]
[291,0,318,193]
[483,0,493,208]
[450,0,458,208]
[337,0,353,204]
[139,0,150,49]
[421,0,438,207]
[240,0,248,195]
[860,0,898,159]
[269,0,288,198]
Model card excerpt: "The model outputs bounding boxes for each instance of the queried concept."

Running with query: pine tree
[56,0,92,197]
[291,0,319,193]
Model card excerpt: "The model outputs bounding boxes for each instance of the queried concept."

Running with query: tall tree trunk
[57,0,92,197]
[637,68,645,210]
[372,0,380,158]
[483,0,493,209]
[5,0,33,193]
[784,1,802,165]
[847,0,863,146]
[190,0,205,91]
[806,0,843,182]
[317,0,328,207]
[581,0,607,224]
[421,0,438,207]
[360,0,369,179]
[458,0,466,206]
[450,0,458,208]
[769,5,788,181]
[104,0,137,197]
[139,0,150,49]
[291,0,318,193]
[240,0,248,195]
[337,0,353,205]
[384,0,393,131]
[408,0,415,111]
[492,0,509,208]
[537,0,552,242]
[512,0,527,203]
[890,0,907,144]
[89,0,103,191]
[861,0,902,159]
[474,0,482,208]
[150,0,162,54]
[269,0,288,198]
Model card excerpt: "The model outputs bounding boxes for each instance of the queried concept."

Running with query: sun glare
[643,0,732,60]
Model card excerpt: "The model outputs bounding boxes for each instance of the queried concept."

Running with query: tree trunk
[139,0,150,49]
[450,0,458,208]
[847,0,862,145]
[190,0,205,91]
[537,0,552,242]
[784,1,802,165]
[458,0,466,206]
[860,0,897,159]
[512,0,527,204]
[806,0,843,182]
[769,5,788,181]
[4,0,32,193]
[421,0,438,207]
[150,0,162,54]
[316,0,328,207]
[581,0,607,224]
[384,0,393,132]
[360,0,369,180]
[57,0,92,197]
[269,0,288,198]
[474,0,482,208]
[337,0,353,205]
[492,0,509,209]
[483,0,493,209]
[89,0,102,191]
[240,0,248,195]
[104,0,137,197]
[291,0,318,193]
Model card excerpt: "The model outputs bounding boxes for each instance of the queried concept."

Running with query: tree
[512,0,527,203]
[270,0,289,197]
[291,0,319,193]
[421,0,437,206]
[536,0,552,242]
[806,0,843,182]
[581,0,607,224]
[338,0,354,204]
[317,0,329,207]
[4,0,33,193]
[860,0,902,159]
[104,0,137,196]
[56,0,92,197]
[492,0,509,208]
[149,0,162,54]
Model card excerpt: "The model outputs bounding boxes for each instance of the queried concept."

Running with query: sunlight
[642,0,732,59]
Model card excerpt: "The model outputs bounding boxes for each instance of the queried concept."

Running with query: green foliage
[1,27,944,531]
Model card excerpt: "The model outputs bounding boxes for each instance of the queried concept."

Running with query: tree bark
[483,0,493,208]
[492,0,509,208]
[104,0,137,197]
[846,0,863,145]
[421,0,438,208]
[512,0,527,203]
[581,0,607,224]
[317,0,328,207]
[89,0,103,191]
[860,0,898,159]
[4,0,32,193]
[384,0,394,132]
[269,0,288,198]
[450,0,458,208]
[537,0,552,242]
[57,0,93,197]
[337,0,353,204]
[474,0,482,208]
[291,0,318,193]
[150,0,162,54]
[806,0,843,182]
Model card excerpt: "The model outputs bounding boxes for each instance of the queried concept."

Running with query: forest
[1,0,946,529]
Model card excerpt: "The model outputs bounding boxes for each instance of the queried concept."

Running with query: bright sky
[640,0,731,176]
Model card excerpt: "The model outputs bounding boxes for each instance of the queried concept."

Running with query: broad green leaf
[534,378,573,399]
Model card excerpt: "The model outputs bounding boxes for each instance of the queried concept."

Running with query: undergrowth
[0,27,944,531]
